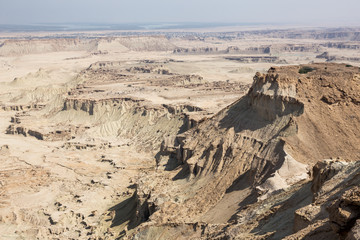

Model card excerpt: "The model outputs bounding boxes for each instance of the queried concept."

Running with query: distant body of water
[0,22,264,32]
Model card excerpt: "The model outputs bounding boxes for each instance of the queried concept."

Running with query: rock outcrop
[225,56,286,63]
[316,52,360,62]
[125,63,360,239]
[173,47,218,54]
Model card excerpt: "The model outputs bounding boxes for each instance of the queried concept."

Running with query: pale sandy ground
[0,30,359,239]
[0,49,157,238]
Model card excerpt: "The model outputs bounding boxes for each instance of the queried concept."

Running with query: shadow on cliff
[217,96,271,133]
[250,182,312,239]
[218,95,303,133]
[107,187,139,233]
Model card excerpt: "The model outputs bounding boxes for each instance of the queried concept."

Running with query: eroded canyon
[0,27,359,239]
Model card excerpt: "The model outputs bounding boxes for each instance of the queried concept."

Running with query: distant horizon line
[0,22,359,33]
[0,21,284,25]
[0,22,289,33]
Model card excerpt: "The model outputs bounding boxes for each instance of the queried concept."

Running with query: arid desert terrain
[0,27,359,239]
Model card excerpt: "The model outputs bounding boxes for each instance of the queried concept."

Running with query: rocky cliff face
[173,47,219,54]
[124,63,360,239]
[54,97,204,151]
[0,36,176,56]
[0,38,98,56]
[225,56,286,63]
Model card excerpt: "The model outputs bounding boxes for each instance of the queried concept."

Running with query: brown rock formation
[125,63,360,239]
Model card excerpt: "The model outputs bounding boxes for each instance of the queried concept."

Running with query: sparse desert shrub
[299,66,315,74]
[345,64,352,67]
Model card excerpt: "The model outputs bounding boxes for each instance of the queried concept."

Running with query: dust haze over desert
[0,1,359,239]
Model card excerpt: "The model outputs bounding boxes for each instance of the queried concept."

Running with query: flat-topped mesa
[173,47,219,54]
[61,97,204,116]
[6,94,206,151]
[0,38,98,56]
[87,61,122,70]
[61,97,146,115]
[225,56,286,64]
[55,96,206,151]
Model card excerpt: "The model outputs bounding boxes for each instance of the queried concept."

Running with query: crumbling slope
[127,63,360,239]
[180,63,359,176]
[173,63,360,212]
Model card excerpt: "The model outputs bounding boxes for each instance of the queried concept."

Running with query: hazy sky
[0,0,359,26]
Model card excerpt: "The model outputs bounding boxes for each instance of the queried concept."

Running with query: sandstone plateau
[0,28,359,239]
